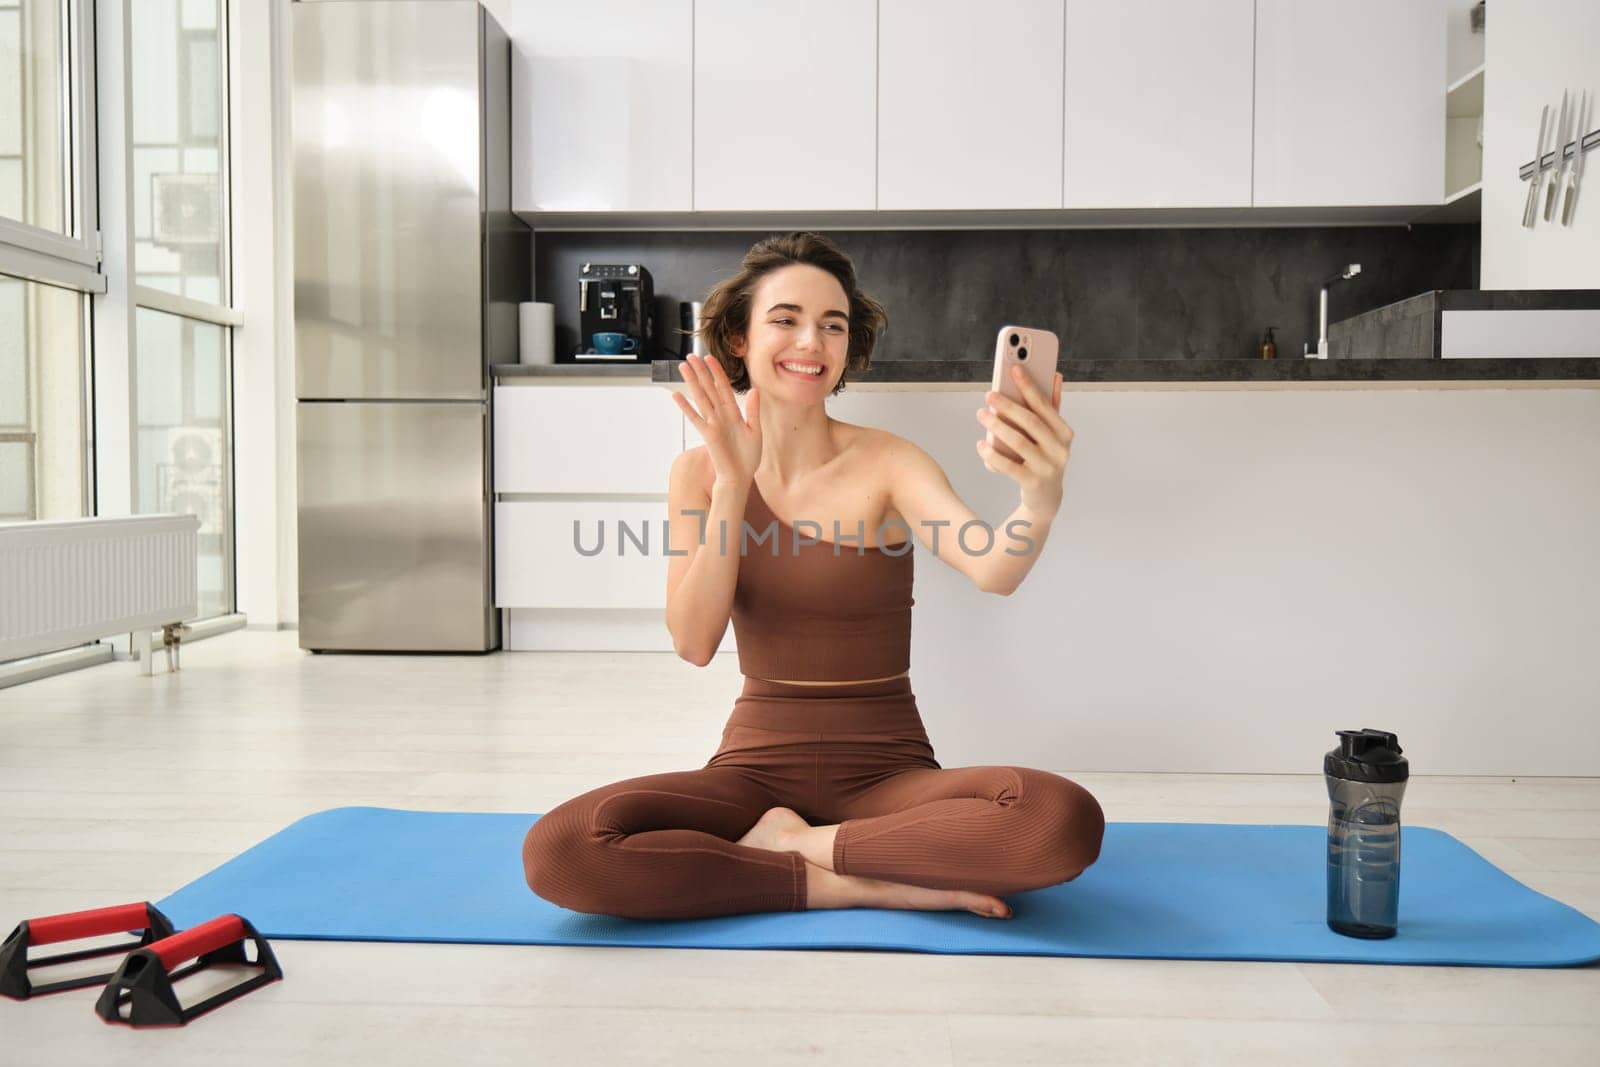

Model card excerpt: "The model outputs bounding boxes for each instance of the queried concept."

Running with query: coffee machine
[573,262,655,363]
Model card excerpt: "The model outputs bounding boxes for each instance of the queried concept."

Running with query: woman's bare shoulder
[839,424,939,505]
[846,423,928,472]
[671,445,716,497]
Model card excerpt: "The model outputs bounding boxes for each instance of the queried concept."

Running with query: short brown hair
[689,232,886,396]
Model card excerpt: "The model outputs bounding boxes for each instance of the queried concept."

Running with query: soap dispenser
[1260,327,1278,361]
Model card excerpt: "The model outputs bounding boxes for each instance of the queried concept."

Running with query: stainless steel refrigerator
[292,0,523,652]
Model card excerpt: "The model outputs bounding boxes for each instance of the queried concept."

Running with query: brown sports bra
[728,480,915,683]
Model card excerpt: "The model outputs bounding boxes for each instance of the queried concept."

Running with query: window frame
[0,0,104,294]
[126,0,236,328]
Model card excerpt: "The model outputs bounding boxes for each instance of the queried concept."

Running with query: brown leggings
[521,675,1106,920]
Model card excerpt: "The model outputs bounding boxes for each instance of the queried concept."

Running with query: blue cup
[592,332,638,355]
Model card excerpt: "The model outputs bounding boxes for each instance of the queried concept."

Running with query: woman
[522,232,1104,921]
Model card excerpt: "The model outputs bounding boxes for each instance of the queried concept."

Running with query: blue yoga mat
[155,807,1600,968]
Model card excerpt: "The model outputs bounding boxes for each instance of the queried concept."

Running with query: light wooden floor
[1,631,1596,1066]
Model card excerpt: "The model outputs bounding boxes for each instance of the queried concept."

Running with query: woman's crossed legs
[521,754,1104,921]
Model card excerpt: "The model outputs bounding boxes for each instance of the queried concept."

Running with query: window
[132,307,231,617]
[0,0,67,236]
[0,0,93,527]
[2,0,241,636]
[0,0,97,285]
[127,0,236,620]
[0,273,87,521]
[131,0,226,302]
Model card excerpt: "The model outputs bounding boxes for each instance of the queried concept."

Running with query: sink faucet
[1309,263,1362,359]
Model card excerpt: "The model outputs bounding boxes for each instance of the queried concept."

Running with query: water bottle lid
[1324,728,1409,783]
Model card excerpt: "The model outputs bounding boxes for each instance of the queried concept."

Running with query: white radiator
[0,514,200,663]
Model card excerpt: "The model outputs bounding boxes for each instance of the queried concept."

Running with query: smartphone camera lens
[1009,333,1020,347]
[1018,347,1028,360]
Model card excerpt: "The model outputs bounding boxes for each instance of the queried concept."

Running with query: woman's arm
[888,368,1073,596]
[664,448,749,666]
[663,353,765,666]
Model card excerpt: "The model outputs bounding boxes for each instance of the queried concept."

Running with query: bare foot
[822,867,1014,920]
[797,859,1013,919]
[736,806,810,853]
[739,807,1014,920]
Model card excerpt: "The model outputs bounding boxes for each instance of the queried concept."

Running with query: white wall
[1481,0,1600,288]
[825,385,1600,777]
[230,0,296,628]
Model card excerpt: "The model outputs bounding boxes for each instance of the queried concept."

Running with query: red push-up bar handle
[26,903,157,947]
[151,914,246,971]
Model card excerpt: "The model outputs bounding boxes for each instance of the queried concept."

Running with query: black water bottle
[1325,729,1409,939]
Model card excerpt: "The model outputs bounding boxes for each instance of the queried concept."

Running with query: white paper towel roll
[519,302,555,365]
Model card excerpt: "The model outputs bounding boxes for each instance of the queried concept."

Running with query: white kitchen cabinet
[1063,0,1254,209]
[510,0,693,212]
[1253,0,1445,208]
[493,380,691,649]
[877,0,1064,210]
[496,499,671,609]
[693,1,877,210]
[494,383,681,493]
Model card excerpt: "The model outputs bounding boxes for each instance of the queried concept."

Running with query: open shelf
[1447,64,1485,118]
[1443,63,1484,216]
[1418,182,1480,224]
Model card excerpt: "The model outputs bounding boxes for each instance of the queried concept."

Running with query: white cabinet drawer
[494,385,681,493]
[496,500,669,609]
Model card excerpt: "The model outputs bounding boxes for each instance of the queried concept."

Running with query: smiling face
[734,264,852,398]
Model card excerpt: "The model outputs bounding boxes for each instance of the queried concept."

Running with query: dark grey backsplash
[532,225,1478,362]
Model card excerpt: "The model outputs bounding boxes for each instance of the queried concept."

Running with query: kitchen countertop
[491,356,1600,389]
[494,363,657,378]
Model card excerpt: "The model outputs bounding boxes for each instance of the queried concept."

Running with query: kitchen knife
[1544,91,1569,222]
[1523,104,1549,229]
[1561,90,1590,226]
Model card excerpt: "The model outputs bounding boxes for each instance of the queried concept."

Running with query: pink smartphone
[986,325,1059,463]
